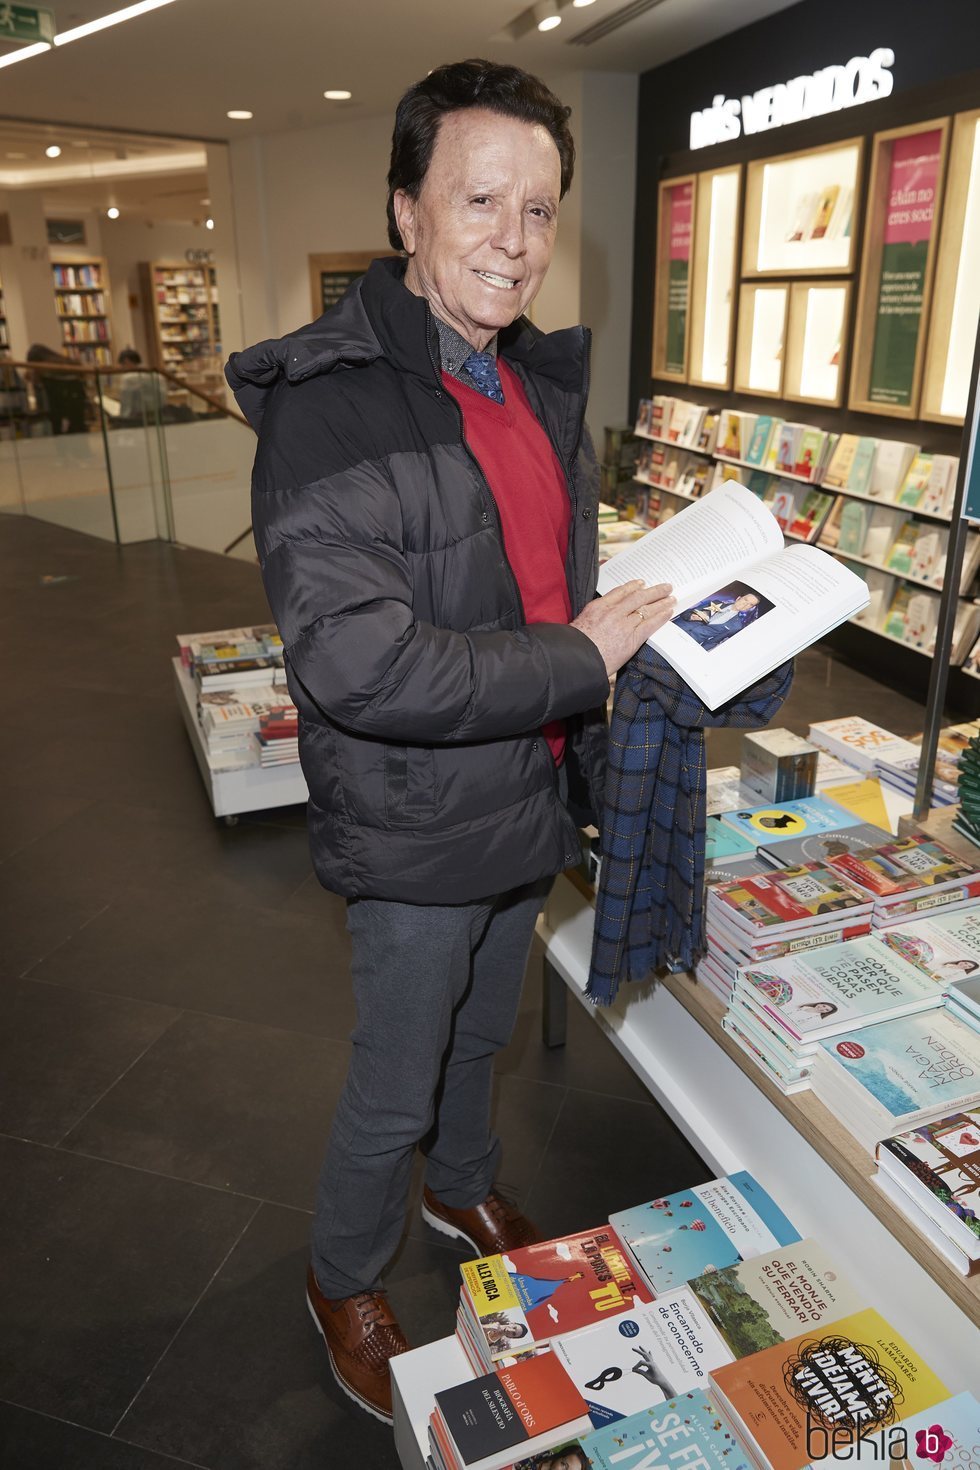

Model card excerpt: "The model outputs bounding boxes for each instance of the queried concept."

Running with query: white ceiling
[0,0,802,142]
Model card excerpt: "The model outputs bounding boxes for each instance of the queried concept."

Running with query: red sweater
[443,360,572,763]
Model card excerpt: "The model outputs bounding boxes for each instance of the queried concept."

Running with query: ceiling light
[0,40,51,68]
[534,1,562,31]
[54,0,180,47]
[106,206,120,219]
[226,110,253,120]
[5,151,28,159]
[45,145,62,158]
[572,0,597,6]
[205,218,214,230]
[200,197,211,205]
[323,89,352,101]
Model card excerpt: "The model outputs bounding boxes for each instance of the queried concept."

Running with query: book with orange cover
[708,1308,947,1470]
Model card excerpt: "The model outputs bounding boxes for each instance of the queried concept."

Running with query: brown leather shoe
[305,1265,409,1424]
[421,1185,542,1255]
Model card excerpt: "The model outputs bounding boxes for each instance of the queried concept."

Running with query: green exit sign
[0,4,55,46]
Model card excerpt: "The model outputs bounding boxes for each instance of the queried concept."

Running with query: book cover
[706,766,752,816]
[821,779,891,829]
[788,491,833,542]
[819,1008,980,1122]
[552,1295,734,1427]
[829,835,980,899]
[435,1351,591,1466]
[610,1174,799,1294]
[710,864,871,932]
[896,453,933,509]
[808,719,919,773]
[581,1389,755,1470]
[775,425,799,475]
[758,821,894,868]
[949,973,980,1019]
[847,437,878,496]
[823,434,858,489]
[878,1108,980,1257]
[720,797,861,845]
[837,500,870,556]
[883,585,912,640]
[461,1227,652,1358]
[687,1239,863,1358]
[706,816,759,862]
[745,417,774,467]
[708,1309,947,1470]
[870,441,918,501]
[738,935,943,1043]
[885,522,919,575]
[875,907,980,987]
[793,430,824,481]
[705,854,774,887]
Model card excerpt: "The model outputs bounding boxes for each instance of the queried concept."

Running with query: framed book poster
[688,164,741,390]
[921,109,980,424]
[783,281,851,407]
[734,283,788,398]
[742,139,863,277]
[652,175,695,381]
[850,118,951,418]
[308,251,394,317]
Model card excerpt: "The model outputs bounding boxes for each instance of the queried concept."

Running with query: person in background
[226,58,674,1425]
[116,348,169,423]
[26,344,88,435]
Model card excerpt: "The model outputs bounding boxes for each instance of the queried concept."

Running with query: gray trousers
[311,875,553,1298]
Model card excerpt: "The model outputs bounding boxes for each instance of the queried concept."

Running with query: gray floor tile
[0,1137,257,1434]
[0,1404,208,1470]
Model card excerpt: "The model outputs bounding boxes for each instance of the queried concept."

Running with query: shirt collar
[432,314,497,377]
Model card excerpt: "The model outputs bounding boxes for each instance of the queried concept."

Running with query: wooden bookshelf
[51,256,113,367]
[141,260,219,374]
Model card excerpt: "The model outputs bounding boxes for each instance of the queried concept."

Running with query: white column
[0,189,61,358]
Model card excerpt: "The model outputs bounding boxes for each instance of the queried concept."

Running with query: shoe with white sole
[306,1265,409,1424]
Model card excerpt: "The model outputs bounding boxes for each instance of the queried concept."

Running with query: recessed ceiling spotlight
[200,197,211,205]
[106,206,120,219]
[323,89,352,101]
[205,217,215,230]
[45,144,62,158]
[534,1,562,31]
[226,110,253,120]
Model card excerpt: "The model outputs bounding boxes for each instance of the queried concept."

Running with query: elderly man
[226,59,674,1423]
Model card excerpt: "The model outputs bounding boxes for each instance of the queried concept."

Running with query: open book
[597,482,869,710]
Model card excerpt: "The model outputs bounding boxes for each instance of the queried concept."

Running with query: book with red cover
[461,1225,652,1359]
[708,864,872,937]
[434,1351,591,1468]
[829,835,980,904]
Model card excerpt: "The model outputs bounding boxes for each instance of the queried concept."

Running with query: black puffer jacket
[227,258,611,903]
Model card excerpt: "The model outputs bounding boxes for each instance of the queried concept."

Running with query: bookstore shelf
[51,257,113,366]
[830,548,960,596]
[632,474,700,504]
[634,428,713,457]
[714,452,818,486]
[172,658,307,819]
[830,483,953,524]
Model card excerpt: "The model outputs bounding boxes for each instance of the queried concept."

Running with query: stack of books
[455,1226,651,1378]
[825,833,980,929]
[815,1005,980,1153]
[198,688,297,770]
[955,728,980,847]
[872,905,980,990]
[875,1106,980,1276]
[429,1352,591,1470]
[696,863,874,1009]
[808,716,918,775]
[255,706,299,766]
[725,934,944,1096]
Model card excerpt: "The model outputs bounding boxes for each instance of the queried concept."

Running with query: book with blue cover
[610,1173,799,1296]
[580,1390,754,1470]
[706,816,758,862]
[719,795,861,846]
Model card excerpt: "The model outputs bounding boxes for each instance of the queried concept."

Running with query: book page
[596,482,784,607]
[648,543,869,710]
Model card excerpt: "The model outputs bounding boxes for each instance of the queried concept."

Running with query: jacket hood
[225,256,588,432]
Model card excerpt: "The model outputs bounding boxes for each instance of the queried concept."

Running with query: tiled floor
[0,514,934,1469]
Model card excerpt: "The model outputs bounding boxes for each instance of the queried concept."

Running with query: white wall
[224,68,637,436]
[100,216,216,361]
[0,189,61,359]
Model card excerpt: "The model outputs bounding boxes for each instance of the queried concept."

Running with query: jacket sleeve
[253,440,610,746]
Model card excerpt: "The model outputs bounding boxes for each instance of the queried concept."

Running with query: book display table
[391,873,979,1470]
[172,657,307,821]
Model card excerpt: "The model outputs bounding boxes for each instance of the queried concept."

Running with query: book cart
[51,256,113,366]
[172,657,307,822]
[389,868,980,1470]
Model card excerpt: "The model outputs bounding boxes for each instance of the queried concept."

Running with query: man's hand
[571,580,675,678]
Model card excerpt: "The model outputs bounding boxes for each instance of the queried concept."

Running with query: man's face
[733,593,760,612]
[395,107,561,348]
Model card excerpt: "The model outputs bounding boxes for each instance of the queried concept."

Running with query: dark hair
[118,349,142,366]
[386,59,575,251]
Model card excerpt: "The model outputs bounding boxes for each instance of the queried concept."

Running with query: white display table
[172,657,307,820]
[391,873,979,1470]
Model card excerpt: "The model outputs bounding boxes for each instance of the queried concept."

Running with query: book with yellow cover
[822,778,891,830]
[709,1308,947,1470]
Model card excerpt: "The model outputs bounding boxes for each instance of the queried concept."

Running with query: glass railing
[0,359,256,559]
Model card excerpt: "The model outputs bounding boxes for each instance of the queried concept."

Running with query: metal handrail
[1,359,252,429]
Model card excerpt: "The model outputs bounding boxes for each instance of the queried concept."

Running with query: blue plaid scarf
[586,648,793,1006]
